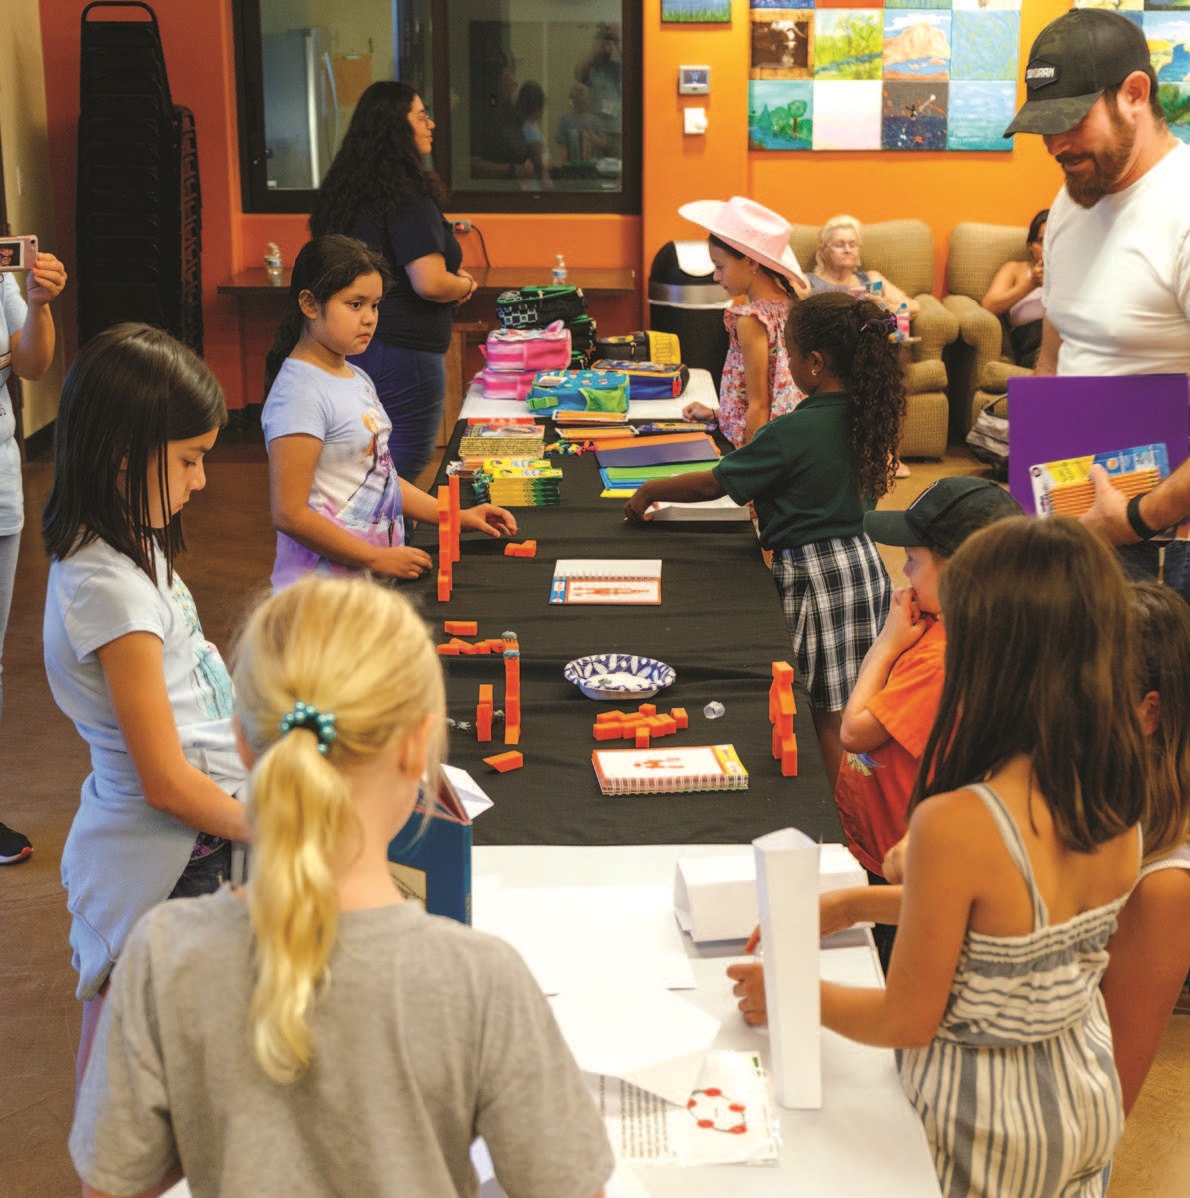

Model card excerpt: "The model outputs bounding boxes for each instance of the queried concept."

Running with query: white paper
[754,827,822,1110]
[593,1050,780,1166]
[472,883,695,995]
[552,984,720,1106]
[554,558,662,580]
[442,763,493,821]
[647,496,750,522]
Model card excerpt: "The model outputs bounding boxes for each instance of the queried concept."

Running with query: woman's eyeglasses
[828,241,860,252]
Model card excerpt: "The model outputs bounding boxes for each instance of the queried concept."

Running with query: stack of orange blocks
[769,661,798,776]
[502,633,521,745]
[436,478,462,601]
[591,703,689,749]
[503,540,537,558]
[476,684,494,742]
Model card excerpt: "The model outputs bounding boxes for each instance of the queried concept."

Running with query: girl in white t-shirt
[40,323,251,1092]
[262,235,515,591]
[1101,580,1190,1114]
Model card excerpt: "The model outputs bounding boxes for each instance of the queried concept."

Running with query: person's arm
[403,253,476,304]
[1034,314,1061,376]
[397,478,518,538]
[95,634,250,842]
[1101,866,1190,1114]
[8,252,66,379]
[867,271,920,319]
[268,433,433,579]
[623,470,725,523]
[820,792,977,1048]
[1081,459,1190,546]
[980,260,1038,318]
[839,587,925,754]
[883,832,909,884]
[737,313,774,444]
[727,885,905,1025]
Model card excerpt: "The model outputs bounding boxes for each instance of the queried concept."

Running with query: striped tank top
[898,783,1133,1198]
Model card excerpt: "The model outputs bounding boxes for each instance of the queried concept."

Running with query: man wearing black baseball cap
[1004,9,1188,380]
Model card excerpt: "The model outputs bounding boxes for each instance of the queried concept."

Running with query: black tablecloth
[406,423,841,847]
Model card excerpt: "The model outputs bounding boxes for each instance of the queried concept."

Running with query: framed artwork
[1075,1,1190,144]
[748,0,1021,151]
[662,0,733,22]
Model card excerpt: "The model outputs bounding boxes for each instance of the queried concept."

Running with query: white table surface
[459,367,718,422]
[473,843,940,1198]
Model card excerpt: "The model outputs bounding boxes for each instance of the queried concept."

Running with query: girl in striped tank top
[815,518,1147,1197]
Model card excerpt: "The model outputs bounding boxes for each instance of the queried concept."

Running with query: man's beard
[1059,104,1136,209]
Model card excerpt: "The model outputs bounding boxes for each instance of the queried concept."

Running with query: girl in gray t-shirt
[72,576,613,1198]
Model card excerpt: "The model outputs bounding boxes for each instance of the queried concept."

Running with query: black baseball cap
[1003,9,1151,138]
[864,477,1024,558]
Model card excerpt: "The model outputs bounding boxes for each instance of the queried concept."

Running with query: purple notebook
[1007,374,1189,513]
[595,437,720,468]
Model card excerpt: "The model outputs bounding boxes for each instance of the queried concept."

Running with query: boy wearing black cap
[834,478,1023,881]
[1004,8,1189,378]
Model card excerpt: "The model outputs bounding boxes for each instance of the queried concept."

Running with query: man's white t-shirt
[1044,140,1190,376]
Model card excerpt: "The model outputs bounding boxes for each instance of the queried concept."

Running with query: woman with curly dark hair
[309,82,476,482]
[624,290,905,780]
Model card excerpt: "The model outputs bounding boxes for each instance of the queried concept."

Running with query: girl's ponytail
[264,235,394,392]
[247,726,352,1083]
[786,292,905,500]
[232,575,444,1084]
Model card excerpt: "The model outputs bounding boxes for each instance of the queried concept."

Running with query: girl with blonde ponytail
[71,576,613,1198]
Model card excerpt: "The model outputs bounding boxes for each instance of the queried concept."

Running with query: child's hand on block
[623,483,656,525]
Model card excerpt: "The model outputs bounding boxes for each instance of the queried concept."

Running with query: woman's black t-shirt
[352,190,463,355]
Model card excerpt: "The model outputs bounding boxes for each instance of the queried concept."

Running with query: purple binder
[1007,374,1190,513]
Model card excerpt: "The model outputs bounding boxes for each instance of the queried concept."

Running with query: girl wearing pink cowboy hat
[679,195,807,448]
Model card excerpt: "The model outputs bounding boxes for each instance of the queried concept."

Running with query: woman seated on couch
[794,214,920,319]
[979,208,1048,370]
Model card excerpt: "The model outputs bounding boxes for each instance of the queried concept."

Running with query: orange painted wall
[39,0,1069,409]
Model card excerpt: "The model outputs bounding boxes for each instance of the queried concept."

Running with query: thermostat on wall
[678,65,711,96]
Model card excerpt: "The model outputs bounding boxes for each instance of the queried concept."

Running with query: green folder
[603,460,719,482]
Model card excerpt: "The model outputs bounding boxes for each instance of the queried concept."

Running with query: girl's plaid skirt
[771,534,891,710]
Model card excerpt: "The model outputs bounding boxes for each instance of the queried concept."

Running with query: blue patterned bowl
[563,653,676,701]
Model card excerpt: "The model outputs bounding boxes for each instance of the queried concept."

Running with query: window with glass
[234,0,639,214]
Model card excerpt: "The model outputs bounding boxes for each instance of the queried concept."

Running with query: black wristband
[1126,492,1160,541]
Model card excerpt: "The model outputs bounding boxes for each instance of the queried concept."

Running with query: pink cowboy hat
[678,196,807,285]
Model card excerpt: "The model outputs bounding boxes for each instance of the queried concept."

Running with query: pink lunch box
[481,320,572,372]
[479,366,539,400]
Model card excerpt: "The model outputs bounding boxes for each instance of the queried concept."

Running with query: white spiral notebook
[549,558,663,605]
[591,744,748,795]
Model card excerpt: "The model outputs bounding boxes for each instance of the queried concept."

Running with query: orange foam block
[635,727,651,748]
[479,685,494,703]
[437,570,451,602]
[638,702,657,717]
[593,722,624,740]
[448,475,461,564]
[596,710,628,724]
[504,724,521,746]
[436,644,460,656]
[444,620,477,636]
[483,751,523,773]
[671,707,688,730]
[780,734,798,777]
[476,706,492,742]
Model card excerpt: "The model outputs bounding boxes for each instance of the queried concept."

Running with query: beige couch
[789,219,960,460]
[942,222,1036,437]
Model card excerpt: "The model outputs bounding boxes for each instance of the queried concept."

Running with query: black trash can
[648,241,728,391]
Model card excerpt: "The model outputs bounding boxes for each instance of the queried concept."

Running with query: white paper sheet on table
[551,983,721,1106]
[594,1050,780,1167]
[442,763,493,821]
[471,882,695,995]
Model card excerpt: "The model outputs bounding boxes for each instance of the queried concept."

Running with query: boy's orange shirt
[833,617,947,877]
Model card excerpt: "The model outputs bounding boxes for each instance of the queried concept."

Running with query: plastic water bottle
[264,242,283,286]
[896,303,911,338]
[552,254,568,284]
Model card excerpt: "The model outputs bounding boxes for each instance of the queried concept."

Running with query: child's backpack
[590,359,690,399]
[525,369,629,414]
[479,366,539,401]
[481,321,572,372]
[594,330,682,365]
[496,286,589,329]
[965,394,1009,481]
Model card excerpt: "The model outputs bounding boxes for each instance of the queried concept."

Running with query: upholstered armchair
[942,222,1036,437]
[789,220,959,460]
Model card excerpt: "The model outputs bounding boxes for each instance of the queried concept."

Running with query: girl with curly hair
[625,291,905,779]
[309,81,477,482]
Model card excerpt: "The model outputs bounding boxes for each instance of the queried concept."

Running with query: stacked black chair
[77,1,203,354]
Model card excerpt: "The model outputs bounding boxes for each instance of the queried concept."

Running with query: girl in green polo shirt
[625,291,904,779]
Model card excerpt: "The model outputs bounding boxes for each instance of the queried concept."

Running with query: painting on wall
[1075,2,1190,128]
[749,0,1020,150]
[662,0,732,23]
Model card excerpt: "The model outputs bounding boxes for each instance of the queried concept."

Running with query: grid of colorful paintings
[747,0,1022,152]
[1075,1,1190,147]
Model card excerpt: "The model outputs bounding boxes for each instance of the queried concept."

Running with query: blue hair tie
[278,700,338,755]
